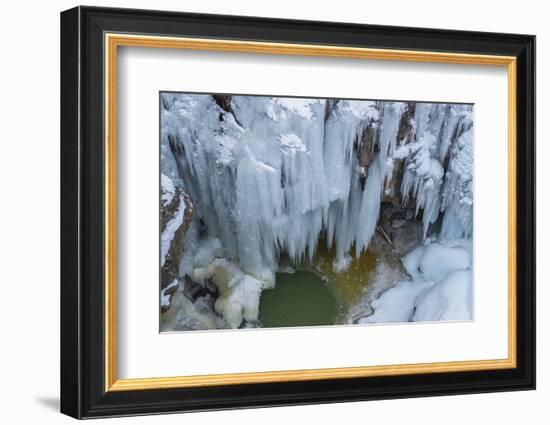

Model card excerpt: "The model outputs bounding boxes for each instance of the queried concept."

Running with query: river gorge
[159,92,474,332]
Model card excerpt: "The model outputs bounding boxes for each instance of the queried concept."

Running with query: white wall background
[0,0,544,423]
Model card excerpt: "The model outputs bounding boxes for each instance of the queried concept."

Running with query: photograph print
[159,92,474,332]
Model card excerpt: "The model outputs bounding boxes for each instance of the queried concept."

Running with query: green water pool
[258,271,337,328]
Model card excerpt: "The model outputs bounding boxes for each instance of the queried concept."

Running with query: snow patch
[332,254,352,273]
[160,279,179,308]
[160,194,186,267]
[161,173,176,207]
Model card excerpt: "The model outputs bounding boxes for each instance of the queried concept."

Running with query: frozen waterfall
[161,93,474,283]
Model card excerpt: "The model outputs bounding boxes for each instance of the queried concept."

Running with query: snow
[401,242,470,283]
[362,241,473,324]
[272,98,317,119]
[416,243,470,282]
[343,100,379,121]
[160,194,186,267]
[161,93,475,324]
[401,245,427,280]
[440,125,474,240]
[175,237,274,328]
[280,133,307,154]
[332,253,352,273]
[400,104,474,239]
[160,279,179,308]
[192,236,224,268]
[413,269,472,321]
[359,280,431,324]
[215,134,238,166]
[393,144,410,160]
[161,283,227,331]
[161,173,176,207]
[192,257,266,328]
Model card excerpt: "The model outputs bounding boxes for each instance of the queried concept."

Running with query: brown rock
[160,187,195,293]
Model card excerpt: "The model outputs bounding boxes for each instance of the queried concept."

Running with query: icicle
[377,102,406,165]
[355,157,383,255]
[161,94,474,282]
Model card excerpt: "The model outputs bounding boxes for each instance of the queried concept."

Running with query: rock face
[382,102,416,208]
[160,174,194,312]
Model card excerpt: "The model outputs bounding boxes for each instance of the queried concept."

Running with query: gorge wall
[159,93,474,329]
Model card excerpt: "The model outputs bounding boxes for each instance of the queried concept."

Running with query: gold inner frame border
[104,33,517,392]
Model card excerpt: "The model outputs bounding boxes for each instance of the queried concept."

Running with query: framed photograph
[60,6,535,419]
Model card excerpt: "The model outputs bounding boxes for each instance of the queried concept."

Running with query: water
[258,271,337,328]
[304,244,377,320]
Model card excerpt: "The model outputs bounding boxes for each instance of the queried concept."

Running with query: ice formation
[160,93,474,328]
[192,255,266,329]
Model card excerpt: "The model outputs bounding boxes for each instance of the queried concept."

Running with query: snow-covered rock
[161,281,227,331]
[359,280,431,324]
[160,174,194,310]
[192,257,267,328]
[161,279,179,309]
[413,269,472,321]
[362,241,473,324]
[402,242,470,283]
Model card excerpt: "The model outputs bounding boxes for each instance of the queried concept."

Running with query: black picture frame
[61,5,536,419]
